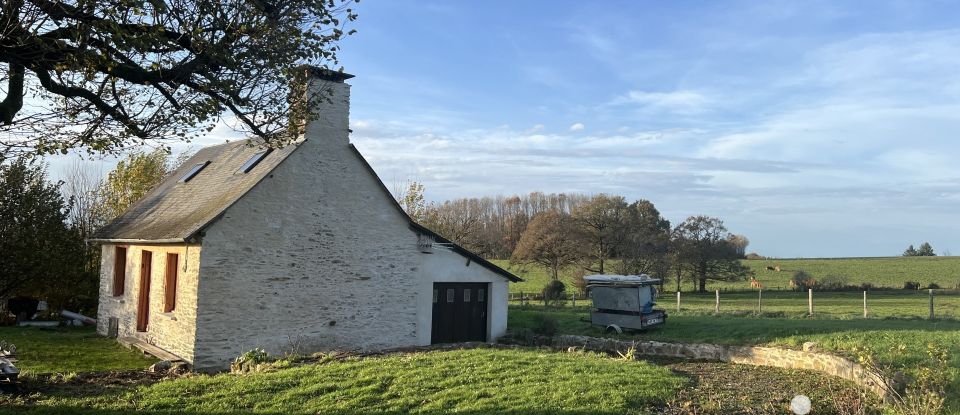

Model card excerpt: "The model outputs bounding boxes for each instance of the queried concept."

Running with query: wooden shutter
[164,253,179,312]
[112,247,127,296]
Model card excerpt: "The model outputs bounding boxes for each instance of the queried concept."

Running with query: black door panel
[431,282,488,343]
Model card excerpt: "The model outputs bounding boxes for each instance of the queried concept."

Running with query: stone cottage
[90,68,520,371]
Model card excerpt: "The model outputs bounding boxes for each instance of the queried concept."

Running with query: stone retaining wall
[550,335,889,399]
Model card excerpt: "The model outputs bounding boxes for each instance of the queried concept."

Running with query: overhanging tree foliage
[1,0,357,156]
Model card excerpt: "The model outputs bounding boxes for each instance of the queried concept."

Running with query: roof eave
[87,238,187,244]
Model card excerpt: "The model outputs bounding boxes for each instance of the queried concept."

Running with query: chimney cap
[298,65,355,82]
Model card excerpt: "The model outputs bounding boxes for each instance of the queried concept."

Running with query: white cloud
[609,90,711,114]
[569,122,585,131]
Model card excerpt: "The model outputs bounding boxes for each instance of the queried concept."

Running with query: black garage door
[431,282,488,344]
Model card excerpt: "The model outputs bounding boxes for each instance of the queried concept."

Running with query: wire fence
[508,289,960,320]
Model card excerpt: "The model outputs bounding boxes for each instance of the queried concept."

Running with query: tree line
[398,183,752,293]
[0,150,182,314]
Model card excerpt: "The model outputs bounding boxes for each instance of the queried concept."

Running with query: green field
[0,326,155,374]
[509,305,960,412]
[496,256,960,294]
[2,347,684,414]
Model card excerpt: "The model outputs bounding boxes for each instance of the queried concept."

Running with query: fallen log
[62,310,97,325]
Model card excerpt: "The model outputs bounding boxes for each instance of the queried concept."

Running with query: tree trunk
[698,278,707,293]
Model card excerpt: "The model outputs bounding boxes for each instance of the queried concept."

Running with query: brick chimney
[301,66,353,147]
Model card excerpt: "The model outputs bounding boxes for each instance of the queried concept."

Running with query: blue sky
[55,1,960,257]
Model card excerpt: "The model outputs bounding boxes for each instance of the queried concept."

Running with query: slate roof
[91,140,301,242]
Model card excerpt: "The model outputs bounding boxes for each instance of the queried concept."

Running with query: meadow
[509,305,960,412]
[495,256,960,294]
[0,326,155,374]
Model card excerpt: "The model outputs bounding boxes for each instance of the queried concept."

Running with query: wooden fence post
[758,289,762,313]
[676,291,681,313]
[715,290,720,314]
[520,290,525,306]
[929,289,935,320]
[572,292,576,307]
[808,288,813,316]
[863,291,868,318]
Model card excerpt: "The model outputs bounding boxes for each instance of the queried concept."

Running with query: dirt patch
[1,370,170,403]
[651,358,879,414]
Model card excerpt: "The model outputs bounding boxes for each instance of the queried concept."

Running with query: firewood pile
[0,341,18,384]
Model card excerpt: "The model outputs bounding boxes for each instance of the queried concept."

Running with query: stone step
[118,337,184,362]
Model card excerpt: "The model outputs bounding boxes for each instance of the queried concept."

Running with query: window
[163,253,179,312]
[237,149,273,173]
[446,289,455,303]
[463,289,471,302]
[478,289,485,302]
[180,161,210,182]
[112,247,127,296]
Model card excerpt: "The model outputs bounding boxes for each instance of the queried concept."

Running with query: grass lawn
[0,327,155,374]
[509,305,960,411]
[495,256,960,293]
[3,348,685,415]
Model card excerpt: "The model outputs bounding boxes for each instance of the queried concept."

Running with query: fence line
[508,288,952,320]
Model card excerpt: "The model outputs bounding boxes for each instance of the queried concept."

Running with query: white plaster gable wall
[96,243,201,361]
[414,243,509,344]
[192,78,425,370]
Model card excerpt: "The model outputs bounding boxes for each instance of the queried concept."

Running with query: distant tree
[904,243,936,257]
[917,242,936,257]
[396,180,428,222]
[0,158,87,309]
[422,197,492,255]
[727,234,750,258]
[616,200,671,279]
[97,149,173,220]
[744,252,765,260]
[571,194,628,274]
[511,211,581,281]
[1,0,358,156]
[672,215,752,293]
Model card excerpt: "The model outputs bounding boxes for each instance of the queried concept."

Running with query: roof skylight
[237,149,273,174]
[180,161,210,183]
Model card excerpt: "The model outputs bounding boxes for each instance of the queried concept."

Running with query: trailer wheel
[605,324,623,334]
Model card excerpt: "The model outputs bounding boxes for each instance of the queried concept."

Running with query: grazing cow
[774,265,781,272]
[765,266,775,271]
[750,278,762,288]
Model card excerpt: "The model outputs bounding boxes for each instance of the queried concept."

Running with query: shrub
[903,281,921,290]
[790,271,815,291]
[509,328,536,344]
[927,283,941,290]
[530,314,559,336]
[859,282,874,291]
[542,280,567,307]
[814,275,848,291]
[231,348,271,373]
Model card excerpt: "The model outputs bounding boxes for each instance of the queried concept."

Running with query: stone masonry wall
[96,243,201,361]
[191,79,424,371]
[550,335,889,399]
